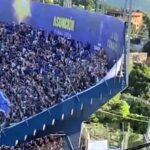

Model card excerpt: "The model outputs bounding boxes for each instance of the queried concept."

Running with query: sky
[106,0,150,12]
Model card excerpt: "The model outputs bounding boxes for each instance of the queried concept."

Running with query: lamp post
[96,0,100,12]
[123,0,128,21]
[125,0,132,88]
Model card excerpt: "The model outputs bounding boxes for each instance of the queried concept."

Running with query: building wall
[146,57,150,66]
[131,11,144,30]
[129,52,148,64]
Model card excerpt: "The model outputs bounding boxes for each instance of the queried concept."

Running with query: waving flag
[0,91,11,117]
[100,54,124,84]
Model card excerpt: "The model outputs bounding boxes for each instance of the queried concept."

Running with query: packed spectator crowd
[0,134,64,150]
[0,21,108,124]
[0,21,109,150]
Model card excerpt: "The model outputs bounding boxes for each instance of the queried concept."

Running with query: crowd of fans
[0,21,109,149]
[0,21,108,124]
[0,134,64,150]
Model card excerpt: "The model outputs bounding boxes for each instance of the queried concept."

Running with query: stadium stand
[0,21,108,125]
[0,0,127,149]
[0,134,64,150]
[0,21,109,149]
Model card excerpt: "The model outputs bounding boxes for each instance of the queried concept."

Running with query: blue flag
[0,91,10,117]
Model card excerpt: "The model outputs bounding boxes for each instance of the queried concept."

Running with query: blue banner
[0,0,125,64]
[0,91,10,117]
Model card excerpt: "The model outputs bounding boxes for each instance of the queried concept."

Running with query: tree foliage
[90,94,130,123]
[143,14,150,38]
[90,63,150,134]
[131,23,138,36]
[72,0,96,10]
[127,64,150,100]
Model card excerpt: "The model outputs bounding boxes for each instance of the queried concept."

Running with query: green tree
[90,63,150,134]
[44,0,53,3]
[131,23,138,37]
[102,94,130,118]
[138,24,149,38]
[90,94,130,123]
[121,94,150,117]
[143,14,150,38]
[77,0,95,10]
[120,101,130,118]
[33,0,53,4]
[126,64,150,99]
[121,94,150,134]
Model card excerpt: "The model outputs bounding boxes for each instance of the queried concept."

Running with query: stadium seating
[0,22,108,124]
[0,134,64,150]
[0,0,126,149]
[0,21,110,150]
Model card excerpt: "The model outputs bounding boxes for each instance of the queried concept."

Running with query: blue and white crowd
[0,134,64,150]
[0,21,108,149]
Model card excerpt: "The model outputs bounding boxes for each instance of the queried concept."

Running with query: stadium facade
[0,0,127,149]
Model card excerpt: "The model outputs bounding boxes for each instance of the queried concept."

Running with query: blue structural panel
[0,77,126,147]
